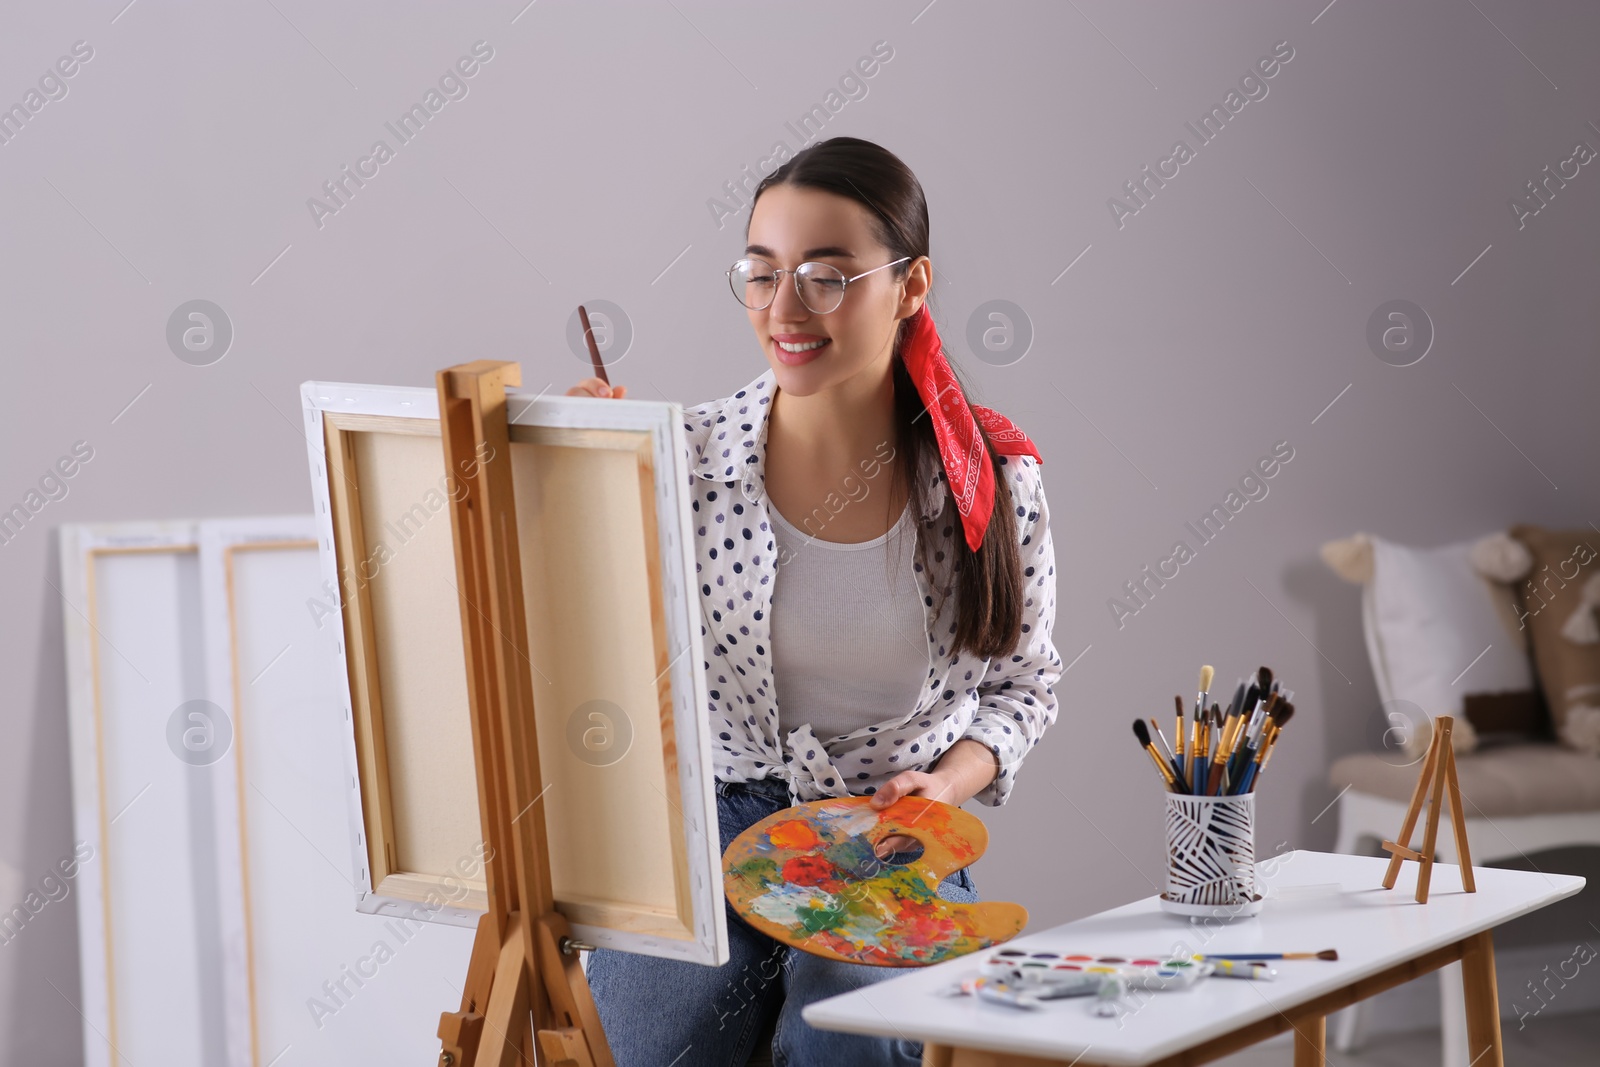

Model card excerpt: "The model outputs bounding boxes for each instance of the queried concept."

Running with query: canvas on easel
[299,373,728,968]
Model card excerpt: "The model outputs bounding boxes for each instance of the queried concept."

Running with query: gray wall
[3,1,1597,1060]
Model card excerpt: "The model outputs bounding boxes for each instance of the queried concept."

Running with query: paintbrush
[1202,703,1223,792]
[1228,679,1247,719]
[1185,693,1203,791]
[1213,674,1270,793]
[578,305,609,387]
[1225,696,1267,793]
[1174,695,1187,782]
[1227,687,1278,788]
[1249,700,1296,788]
[1133,720,1177,791]
[1149,716,1177,764]
[1205,709,1246,796]
[1196,662,1216,755]
[1205,949,1338,961]
[1230,683,1257,744]
[1196,700,1216,793]
[1196,668,1216,793]
[1260,699,1293,754]
[1148,718,1188,793]
[1255,701,1293,767]
[1238,682,1259,720]
[1236,700,1293,794]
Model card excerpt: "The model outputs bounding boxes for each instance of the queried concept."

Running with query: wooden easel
[1380,714,1476,904]
[432,361,615,1067]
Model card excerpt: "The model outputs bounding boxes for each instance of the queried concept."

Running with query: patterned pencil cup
[1160,792,1262,920]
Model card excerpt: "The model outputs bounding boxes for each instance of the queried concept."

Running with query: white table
[802,850,1585,1067]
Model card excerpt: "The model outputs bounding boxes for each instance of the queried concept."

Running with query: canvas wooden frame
[300,379,726,965]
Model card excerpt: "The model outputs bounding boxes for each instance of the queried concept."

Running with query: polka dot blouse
[683,367,1062,808]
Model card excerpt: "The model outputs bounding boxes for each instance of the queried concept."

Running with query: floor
[1210,1009,1600,1065]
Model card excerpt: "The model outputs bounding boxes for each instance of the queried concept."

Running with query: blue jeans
[585,776,979,1067]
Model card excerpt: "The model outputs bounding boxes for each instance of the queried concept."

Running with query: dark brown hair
[747,136,1026,660]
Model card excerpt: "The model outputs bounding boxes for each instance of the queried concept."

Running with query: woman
[567,136,1061,1067]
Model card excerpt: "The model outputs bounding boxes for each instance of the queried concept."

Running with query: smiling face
[742,183,928,398]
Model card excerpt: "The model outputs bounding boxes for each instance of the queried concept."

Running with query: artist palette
[722,796,1028,967]
[979,950,1213,991]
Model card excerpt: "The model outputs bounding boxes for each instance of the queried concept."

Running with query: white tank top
[768,498,930,744]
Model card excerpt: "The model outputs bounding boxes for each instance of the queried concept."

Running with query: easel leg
[1460,931,1504,1067]
[1382,730,1440,889]
[479,919,534,1067]
[534,914,613,1067]
[1293,1014,1326,1066]
[1443,743,1476,892]
[1414,720,1454,903]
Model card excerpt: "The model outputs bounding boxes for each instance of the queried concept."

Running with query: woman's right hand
[566,377,627,399]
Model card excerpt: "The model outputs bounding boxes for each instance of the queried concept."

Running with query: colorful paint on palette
[722,796,1027,967]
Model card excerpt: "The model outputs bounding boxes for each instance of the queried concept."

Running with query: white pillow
[1363,535,1533,758]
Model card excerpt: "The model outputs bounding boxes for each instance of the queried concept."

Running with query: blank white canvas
[60,522,229,1067]
[201,517,476,1067]
[62,519,478,1067]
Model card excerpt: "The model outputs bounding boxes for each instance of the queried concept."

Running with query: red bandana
[899,304,1042,552]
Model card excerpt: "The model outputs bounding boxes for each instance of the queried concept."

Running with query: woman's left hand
[869,769,950,859]
[866,740,999,859]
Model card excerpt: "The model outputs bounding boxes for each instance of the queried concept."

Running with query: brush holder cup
[1159,791,1262,920]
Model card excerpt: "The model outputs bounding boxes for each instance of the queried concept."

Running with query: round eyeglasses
[727,255,912,315]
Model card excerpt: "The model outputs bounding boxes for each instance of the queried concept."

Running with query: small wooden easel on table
[1381,714,1476,903]
[432,361,613,1067]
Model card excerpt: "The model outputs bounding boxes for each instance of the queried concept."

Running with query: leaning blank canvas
[199,516,474,1066]
[60,522,228,1067]
[300,379,726,966]
[61,518,478,1067]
